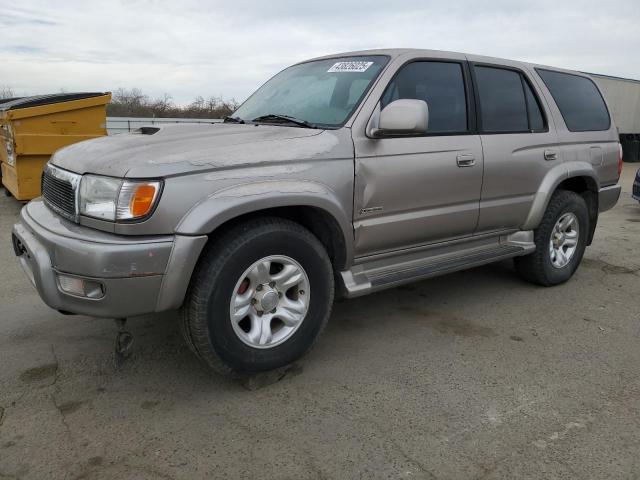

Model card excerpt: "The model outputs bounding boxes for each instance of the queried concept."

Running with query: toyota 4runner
[12,49,622,374]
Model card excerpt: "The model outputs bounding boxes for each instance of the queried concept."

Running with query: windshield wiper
[251,114,316,129]
[223,116,245,124]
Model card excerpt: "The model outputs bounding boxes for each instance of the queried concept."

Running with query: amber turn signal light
[130,184,158,217]
[116,180,162,220]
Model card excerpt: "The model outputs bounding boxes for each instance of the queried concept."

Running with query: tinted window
[381,62,467,133]
[524,81,545,131]
[475,66,529,132]
[536,69,610,131]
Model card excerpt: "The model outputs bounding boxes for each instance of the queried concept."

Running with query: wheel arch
[523,163,599,244]
[176,181,354,271]
[201,205,350,271]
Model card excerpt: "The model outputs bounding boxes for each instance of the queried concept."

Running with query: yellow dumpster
[0,92,111,200]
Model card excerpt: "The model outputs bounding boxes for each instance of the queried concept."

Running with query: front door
[352,60,483,258]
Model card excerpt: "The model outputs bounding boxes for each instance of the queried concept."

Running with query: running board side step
[340,232,535,298]
[369,245,522,287]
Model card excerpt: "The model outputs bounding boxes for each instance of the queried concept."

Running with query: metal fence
[106,117,223,135]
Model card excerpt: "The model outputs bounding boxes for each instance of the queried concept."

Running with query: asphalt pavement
[1,165,639,480]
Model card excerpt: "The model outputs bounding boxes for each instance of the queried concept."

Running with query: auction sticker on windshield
[327,61,374,73]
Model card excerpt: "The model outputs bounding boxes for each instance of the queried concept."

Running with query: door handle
[456,153,476,167]
[544,150,558,161]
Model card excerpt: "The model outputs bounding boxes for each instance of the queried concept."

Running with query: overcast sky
[1,0,639,105]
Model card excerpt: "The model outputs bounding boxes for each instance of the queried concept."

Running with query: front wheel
[514,190,589,286]
[181,218,334,375]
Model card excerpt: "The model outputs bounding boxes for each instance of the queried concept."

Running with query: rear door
[535,68,620,187]
[470,62,560,234]
[352,59,484,257]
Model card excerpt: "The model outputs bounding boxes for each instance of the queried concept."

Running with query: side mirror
[372,99,429,137]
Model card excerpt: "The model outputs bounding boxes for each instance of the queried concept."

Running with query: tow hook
[114,318,134,367]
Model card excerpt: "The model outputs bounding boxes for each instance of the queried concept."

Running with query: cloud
[0,0,638,104]
[3,45,46,55]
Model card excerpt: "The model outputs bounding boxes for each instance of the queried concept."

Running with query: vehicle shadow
[101,259,522,390]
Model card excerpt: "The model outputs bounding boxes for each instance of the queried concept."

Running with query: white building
[589,73,640,162]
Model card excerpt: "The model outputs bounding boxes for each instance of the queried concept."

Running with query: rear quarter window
[536,69,610,132]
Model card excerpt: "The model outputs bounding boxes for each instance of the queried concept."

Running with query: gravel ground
[0,164,639,480]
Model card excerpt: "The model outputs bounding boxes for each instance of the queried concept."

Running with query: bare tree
[151,93,173,117]
[0,86,16,99]
[106,88,238,119]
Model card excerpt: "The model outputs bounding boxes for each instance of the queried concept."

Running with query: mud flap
[114,318,134,368]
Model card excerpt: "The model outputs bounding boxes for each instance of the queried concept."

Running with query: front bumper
[598,184,621,212]
[12,200,207,318]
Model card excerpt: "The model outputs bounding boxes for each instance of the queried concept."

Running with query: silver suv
[12,49,622,374]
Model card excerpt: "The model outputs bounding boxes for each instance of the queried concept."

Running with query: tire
[181,217,334,375]
[514,190,589,286]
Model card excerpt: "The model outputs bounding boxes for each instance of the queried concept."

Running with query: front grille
[41,164,80,221]
[633,180,640,200]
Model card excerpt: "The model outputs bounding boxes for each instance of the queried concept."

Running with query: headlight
[79,175,162,221]
[79,175,120,220]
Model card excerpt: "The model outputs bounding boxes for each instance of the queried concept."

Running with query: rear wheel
[514,190,589,286]
[181,218,334,375]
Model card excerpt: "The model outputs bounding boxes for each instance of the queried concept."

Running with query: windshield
[232,55,388,128]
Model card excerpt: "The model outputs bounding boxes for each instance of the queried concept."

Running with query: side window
[474,66,547,133]
[381,61,468,133]
[524,81,545,131]
[536,69,610,132]
[475,66,529,132]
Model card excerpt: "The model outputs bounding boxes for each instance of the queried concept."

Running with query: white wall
[590,75,640,134]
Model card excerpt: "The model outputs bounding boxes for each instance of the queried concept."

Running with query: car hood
[50,123,337,178]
